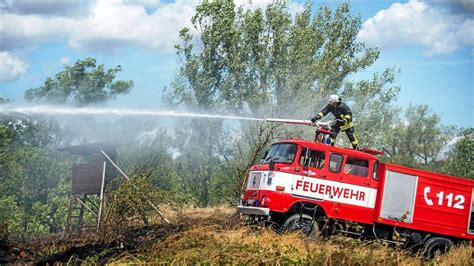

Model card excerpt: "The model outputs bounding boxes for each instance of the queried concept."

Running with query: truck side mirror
[269,159,275,170]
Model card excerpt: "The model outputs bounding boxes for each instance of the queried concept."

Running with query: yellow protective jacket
[318,102,353,131]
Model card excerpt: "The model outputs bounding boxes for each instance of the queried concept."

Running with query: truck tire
[281,214,320,238]
[422,237,454,260]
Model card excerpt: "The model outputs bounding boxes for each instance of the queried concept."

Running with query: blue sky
[0,0,472,127]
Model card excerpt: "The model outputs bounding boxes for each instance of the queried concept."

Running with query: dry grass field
[3,207,471,265]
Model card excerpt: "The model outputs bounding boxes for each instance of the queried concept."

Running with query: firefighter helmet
[329,94,339,103]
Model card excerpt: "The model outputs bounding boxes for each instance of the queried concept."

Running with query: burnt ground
[1,223,187,264]
[0,225,168,264]
[1,209,239,264]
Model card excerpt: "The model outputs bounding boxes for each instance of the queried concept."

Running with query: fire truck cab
[238,138,474,258]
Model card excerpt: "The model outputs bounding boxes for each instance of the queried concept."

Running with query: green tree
[0,118,71,239]
[25,57,133,106]
[215,121,279,205]
[442,129,473,179]
[341,68,400,149]
[164,0,396,205]
[1,57,136,238]
[379,104,451,171]
[172,120,227,207]
[163,0,237,206]
[119,129,180,192]
[166,1,381,116]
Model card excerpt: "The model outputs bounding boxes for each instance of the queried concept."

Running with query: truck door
[299,147,327,179]
[326,155,376,207]
[291,147,327,201]
[325,154,378,224]
[342,157,379,209]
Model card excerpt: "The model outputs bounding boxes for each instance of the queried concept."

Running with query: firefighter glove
[335,119,345,126]
[311,115,321,123]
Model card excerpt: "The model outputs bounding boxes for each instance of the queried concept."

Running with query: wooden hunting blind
[59,144,117,233]
[71,153,117,194]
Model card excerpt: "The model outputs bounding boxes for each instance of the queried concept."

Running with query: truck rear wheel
[422,237,454,260]
[281,214,320,238]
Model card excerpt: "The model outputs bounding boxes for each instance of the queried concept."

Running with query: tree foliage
[119,129,180,192]
[0,119,71,239]
[443,129,473,179]
[163,0,399,206]
[378,104,451,171]
[166,1,380,116]
[1,57,136,239]
[341,68,400,149]
[25,57,133,106]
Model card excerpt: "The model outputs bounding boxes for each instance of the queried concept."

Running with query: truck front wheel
[422,237,454,260]
[281,214,320,238]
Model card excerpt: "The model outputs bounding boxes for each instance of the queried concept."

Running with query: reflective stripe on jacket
[319,102,353,131]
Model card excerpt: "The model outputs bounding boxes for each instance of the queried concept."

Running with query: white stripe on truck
[248,171,377,209]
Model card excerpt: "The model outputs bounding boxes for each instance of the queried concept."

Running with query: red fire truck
[237,119,474,259]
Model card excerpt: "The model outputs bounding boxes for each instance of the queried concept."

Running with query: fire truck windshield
[263,143,297,164]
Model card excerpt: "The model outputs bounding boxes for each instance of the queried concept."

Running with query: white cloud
[0,0,199,53]
[0,0,306,54]
[358,0,474,56]
[123,0,160,8]
[84,0,197,52]
[0,14,74,50]
[0,52,28,82]
[59,57,71,65]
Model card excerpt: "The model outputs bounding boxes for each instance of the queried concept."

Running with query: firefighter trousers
[330,126,359,149]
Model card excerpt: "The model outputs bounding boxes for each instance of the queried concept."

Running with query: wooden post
[65,196,75,233]
[97,161,106,231]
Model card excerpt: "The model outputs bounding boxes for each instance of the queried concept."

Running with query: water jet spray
[0,105,265,122]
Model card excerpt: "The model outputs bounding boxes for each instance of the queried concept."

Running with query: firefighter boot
[345,128,358,149]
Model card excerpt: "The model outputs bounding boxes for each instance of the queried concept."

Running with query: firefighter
[311,94,359,149]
